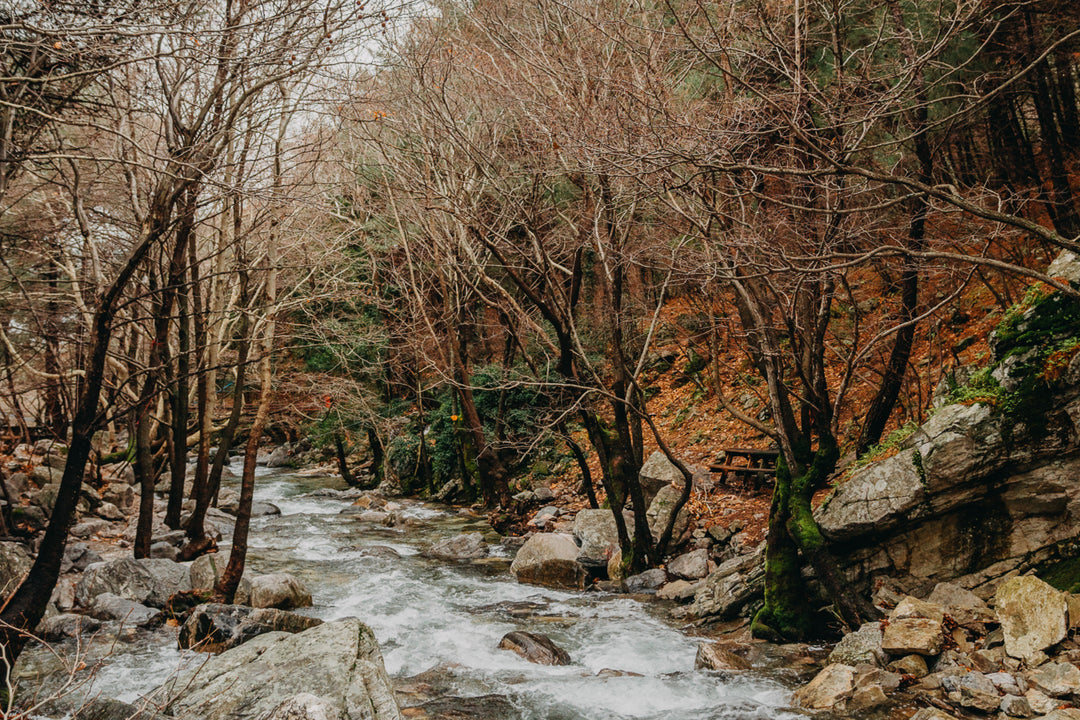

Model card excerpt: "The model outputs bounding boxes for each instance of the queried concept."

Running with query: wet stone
[497,631,570,666]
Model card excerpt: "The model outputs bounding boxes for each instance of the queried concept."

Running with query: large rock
[828,623,886,667]
[178,603,323,653]
[645,484,688,542]
[572,509,620,569]
[695,642,752,671]
[264,446,290,468]
[102,482,136,510]
[928,581,994,627]
[189,553,253,604]
[497,631,570,665]
[881,618,944,656]
[890,596,945,624]
[638,451,683,507]
[1028,661,1080,697]
[994,575,1068,663]
[75,557,191,609]
[88,592,161,626]
[424,533,488,560]
[247,574,313,610]
[624,568,667,593]
[817,448,926,538]
[0,541,32,597]
[162,617,402,720]
[77,697,173,720]
[38,613,102,641]
[509,534,585,590]
[667,549,710,580]
[1048,250,1080,286]
[689,548,764,620]
[792,663,857,710]
[259,694,342,720]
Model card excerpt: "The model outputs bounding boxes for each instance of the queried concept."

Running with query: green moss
[911,448,926,485]
[1038,556,1080,594]
[938,289,1080,439]
[840,422,919,483]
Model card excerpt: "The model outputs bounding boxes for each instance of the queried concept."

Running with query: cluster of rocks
[505,451,754,604]
[37,548,315,648]
[791,575,1080,719]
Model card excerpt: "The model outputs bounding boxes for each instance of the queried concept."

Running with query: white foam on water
[49,471,799,720]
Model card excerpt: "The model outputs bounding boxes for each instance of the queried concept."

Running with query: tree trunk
[334,433,356,487]
[0,208,167,669]
[181,274,251,560]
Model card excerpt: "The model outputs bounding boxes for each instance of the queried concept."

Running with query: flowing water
[31,467,801,720]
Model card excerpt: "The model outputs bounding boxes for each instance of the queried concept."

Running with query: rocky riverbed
[13,466,801,720]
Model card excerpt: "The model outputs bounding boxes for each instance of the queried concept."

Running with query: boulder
[828,622,886,667]
[881,618,944,656]
[424,533,488,561]
[88,593,161,626]
[792,663,857,710]
[1026,690,1057,715]
[571,509,620,569]
[38,613,102,641]
[75,557,191,609]
[251,501,281,517]
[497,631,570,665]
[1048,250,1080,286]
[689,548,764,620]
[638,451,684,507]
[624,568,667,594]
[190,553,253,604]
[0,541,33,596]
[258,694,342,720]
[657,580,698,602]
[77,697,173,720]
[957,671,1001,713]
[248,573,313,610]
[849,667,901,712]
[95,502,125,521]
[70,519,112,538]
[645,484,689,543]
[1028,661,1080,697]
[667,549,710,581]
[51,578,76,612]
[695,642,752,671]
[994,575,1068,664]
[31,466,61,487]
[817,448,926,539]
[178,603,323,653]
[4,472,28,498]
[11,505,47,531]
[150,542,179,561]
[102,482,136,510]
[1043,710,1080,720]
[33,482,61,515]
[999,694,1034,718]
[162,618,402,720]
[888,654,928,678]
[928,582,993,627]
[509,534,585,590]
[265,446,290,468]
[891,596,945,624]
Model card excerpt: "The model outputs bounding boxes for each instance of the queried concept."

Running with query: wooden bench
[708,447,779,490]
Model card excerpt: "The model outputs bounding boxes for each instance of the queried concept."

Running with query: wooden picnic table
[708,447,780,489]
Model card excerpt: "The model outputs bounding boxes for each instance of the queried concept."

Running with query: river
[33,467,801,719]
